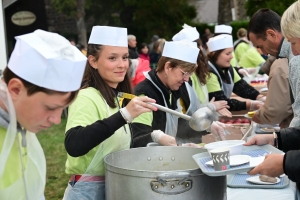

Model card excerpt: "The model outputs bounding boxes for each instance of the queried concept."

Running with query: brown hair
[237,28,247,38]
[194,39,210,85]
[207,49,224,63]
[3,67,77,104]
[81,44,132,108]
[156,56,197,73]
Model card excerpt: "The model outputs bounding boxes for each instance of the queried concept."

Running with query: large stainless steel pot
[105,147,226,200]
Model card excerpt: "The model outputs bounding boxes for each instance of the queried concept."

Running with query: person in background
[234,28,251,62]
[246,3,300,198]
[150,39,165,69]
[148,34,159,53]
[251,58,293,128]
[172,23,231,117]
[138,43,150,62]
[248,8,300,127]
[206,34,265,111]
[129,58,151,88]
[128,34,139,59]
[62,26,173,200]
[0,30,86,200]
[201,28,213,53]
[131,40,230,147]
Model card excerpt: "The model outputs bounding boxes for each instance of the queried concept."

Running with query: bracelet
[120,107,133,123]
[151,130,164,143]
[273,131,278,148]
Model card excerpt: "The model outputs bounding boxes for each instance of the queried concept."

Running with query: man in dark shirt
[128,34,139,59]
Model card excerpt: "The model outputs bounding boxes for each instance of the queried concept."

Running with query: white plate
[205,155,250,167]
[246,176,280,185]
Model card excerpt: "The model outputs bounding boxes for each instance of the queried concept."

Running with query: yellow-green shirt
[190,73,207,104]
[230,52,237,67]
[235,42,250,62]
[206,67,241,93]
[65,87,130,175]
[0,128,26,189]
[238,47,265,68]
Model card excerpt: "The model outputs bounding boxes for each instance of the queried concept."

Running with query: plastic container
[204,140,245,157]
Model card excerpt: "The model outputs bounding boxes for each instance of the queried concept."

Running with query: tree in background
[218,0,233,24]
[51,0,196,45]
[245,0,296,17]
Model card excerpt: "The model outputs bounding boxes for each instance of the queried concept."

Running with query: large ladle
[118,92,215,131]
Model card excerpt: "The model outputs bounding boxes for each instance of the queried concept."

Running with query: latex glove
[181,143,202,148]
[257,96,266,102]
[209,97,229,111]
[238,68,250,77]
[210,121,228,141]
[247,68,257,74]
[217,108,232,118]
[151,130,176,146]
[250,100,264,111]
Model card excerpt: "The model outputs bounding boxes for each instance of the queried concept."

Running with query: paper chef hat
[88,26,128,47]
[162,40,199,64]
[172,23,200,42]
[214,25,233,34]
[207,34,233,52]
[7,29,86,92]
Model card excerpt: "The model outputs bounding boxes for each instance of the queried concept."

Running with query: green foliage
[245,0,296,17]
[37,118,68,200]
[50,0,196,44]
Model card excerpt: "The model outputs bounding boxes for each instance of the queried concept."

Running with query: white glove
[247,68,257,74]
[208,97,229,111]
[238,68,250,77]
[257,96,266,102]
[250,100,264,111]
[210,121,228,141]
[151,130,176,146]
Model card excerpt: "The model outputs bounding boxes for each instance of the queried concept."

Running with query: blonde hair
[281,1,300,39]
[237,28,247,38]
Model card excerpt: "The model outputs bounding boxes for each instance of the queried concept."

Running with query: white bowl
[204,140,245,157]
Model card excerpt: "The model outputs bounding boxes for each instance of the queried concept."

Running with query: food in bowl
[204,140,245,156]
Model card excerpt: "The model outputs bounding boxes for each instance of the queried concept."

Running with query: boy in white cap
[0,30,86,200]
[62,26,161,200]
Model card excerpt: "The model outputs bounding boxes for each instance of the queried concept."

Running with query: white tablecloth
[227,122,297,200]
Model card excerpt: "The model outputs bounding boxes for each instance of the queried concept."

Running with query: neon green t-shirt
[206,67,241,93]
[65,87,130,176]
[235,42,250,62]
[0,128,25,189]
[238,47,265,68]
[190,73,207,104]
[230,52,237,67]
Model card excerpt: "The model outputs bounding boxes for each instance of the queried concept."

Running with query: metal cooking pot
[105,147,226,200]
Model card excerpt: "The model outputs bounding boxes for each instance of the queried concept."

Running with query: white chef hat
[162,40,199,64]
[7,29,86,92]
[88,26,128,47]
[172,23,200,42]
[214,25,233,34]
[207,34,233,52]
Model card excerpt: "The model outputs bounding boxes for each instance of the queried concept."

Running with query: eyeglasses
[178,68,193,78]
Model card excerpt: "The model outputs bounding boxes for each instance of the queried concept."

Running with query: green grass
[37,118,68,200]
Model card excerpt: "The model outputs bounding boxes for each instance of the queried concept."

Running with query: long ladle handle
[148,103,192,121]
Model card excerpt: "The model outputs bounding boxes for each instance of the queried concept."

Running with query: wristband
[151,130,164,143]
[120,107,133,123]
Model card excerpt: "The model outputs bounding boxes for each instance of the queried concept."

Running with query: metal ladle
[118,92,216,131]
[148,103,215,131]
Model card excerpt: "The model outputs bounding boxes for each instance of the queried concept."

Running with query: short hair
[3,67,78,104]
[127,35,136,41]
[156,56,197,74]
[281,1,300,39]
[248,8,281,40]
[237,28,247,38]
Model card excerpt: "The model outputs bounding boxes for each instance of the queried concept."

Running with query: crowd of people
[2,1,300,200]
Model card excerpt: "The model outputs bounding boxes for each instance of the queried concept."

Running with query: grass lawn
[37,117,68,200]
